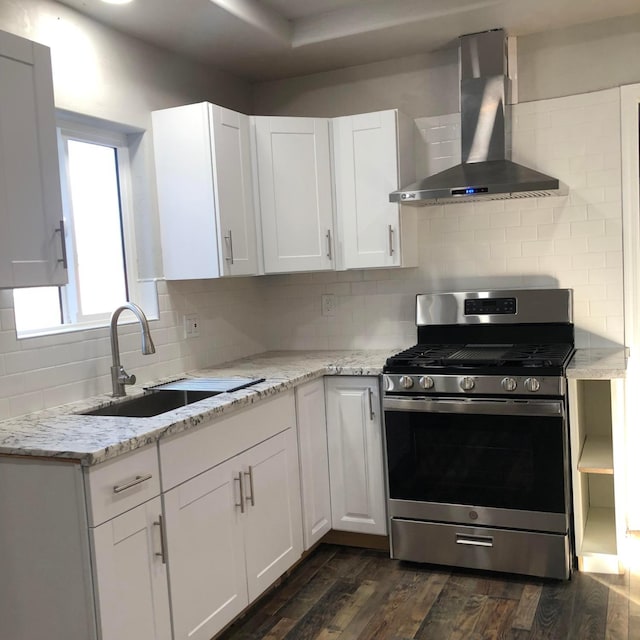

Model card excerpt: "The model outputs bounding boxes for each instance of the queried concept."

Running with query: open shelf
[578,436,614,474]
[581,507,617,556]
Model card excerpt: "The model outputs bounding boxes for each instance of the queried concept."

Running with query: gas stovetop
[384,288,576,397]
[384,342,575,375]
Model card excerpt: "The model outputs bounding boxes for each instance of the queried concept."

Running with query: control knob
[459,377,475,391]
[524,377,541,392]
[501,377,517,392]
[419,375,434,390]
[399,375,414,389]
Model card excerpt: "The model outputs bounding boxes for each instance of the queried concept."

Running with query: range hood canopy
[390,29,566,206]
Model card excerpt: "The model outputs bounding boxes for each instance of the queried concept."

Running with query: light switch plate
[321,294,336,317]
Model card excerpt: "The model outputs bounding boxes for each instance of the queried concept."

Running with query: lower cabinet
[296,378,332,549]
[91,497,172,640]
[325,376,387,535]
[164,428,302,640]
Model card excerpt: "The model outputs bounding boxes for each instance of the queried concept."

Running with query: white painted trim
[621,83,640,353]
[621,83,640,533]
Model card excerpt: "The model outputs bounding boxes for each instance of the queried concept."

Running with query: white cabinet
[325,376,387,535]
[332,109,417,270]
[160,392,302,640]
[0,445,169,640]
[0,30,67,288]
[91,497,171,640]
[296,378,332,549]
[568,378,626,574]
[253,116,334,273]
[152,102,258,279]
[163,454,248,640]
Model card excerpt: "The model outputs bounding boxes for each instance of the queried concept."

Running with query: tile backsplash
[0,88,626,420]
[265,88,623,352]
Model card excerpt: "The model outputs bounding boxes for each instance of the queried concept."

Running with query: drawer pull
[244,466,255,507]
[112,473,153,494]
[153,515,167,564]
[456,533,494,548]
[235,472,245,513]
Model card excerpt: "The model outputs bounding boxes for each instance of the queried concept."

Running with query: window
[13,120,153,335]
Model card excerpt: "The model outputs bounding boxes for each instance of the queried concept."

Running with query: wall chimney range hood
[390,29,566,206]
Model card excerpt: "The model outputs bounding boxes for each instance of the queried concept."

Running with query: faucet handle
[117,366,136,386]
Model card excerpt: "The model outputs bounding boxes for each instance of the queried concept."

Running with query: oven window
[385,409,566,513]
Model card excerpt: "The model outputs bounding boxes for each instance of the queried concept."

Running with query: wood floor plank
[394,570,450,638]
[568,572,611,640]
[513,584,544,631]
[284,577,359,639]
[414,572,480,639]
[607,584,630,640]
[528,577,576,639]
[475,596,519,640]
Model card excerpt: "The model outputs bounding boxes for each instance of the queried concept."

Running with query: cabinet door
[296,378,332,549]
[152,102,258,280]
[91,497,171,640]
[164,458,248,640]
[243,428,303,601]
[210,105,258,276]
[333,110,400,269]
[0,31,66,288]
[253,116,334,273]
[325,377,387,535]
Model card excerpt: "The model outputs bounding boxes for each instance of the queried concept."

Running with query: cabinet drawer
[160,390,296,491]
[85,445,161,527]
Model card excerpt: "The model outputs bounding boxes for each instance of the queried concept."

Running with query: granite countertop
[0,346,628,467]
[0,349,395,467]
[566,348,628,379]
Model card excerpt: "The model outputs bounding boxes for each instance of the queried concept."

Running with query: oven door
[383,396,571,534]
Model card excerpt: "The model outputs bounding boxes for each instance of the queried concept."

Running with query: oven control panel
[384,373,564,397]
[464,297,516,316]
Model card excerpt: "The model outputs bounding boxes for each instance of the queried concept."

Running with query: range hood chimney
[390,29,566,206]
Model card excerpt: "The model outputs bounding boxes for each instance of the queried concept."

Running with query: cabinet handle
[326,230,332,260]
[368,388,375,421]
[455,533,493,548]
[224,230,234,264]
[234,472,245,513]
[388,224,395,257]
[153,515,167,564]
[55,219,68,269]
[112,473,152,494]
[244,466,255,507]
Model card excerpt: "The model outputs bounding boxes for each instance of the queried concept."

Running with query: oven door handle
[383,396,564,417]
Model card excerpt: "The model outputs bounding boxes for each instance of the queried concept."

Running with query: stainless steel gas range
[382,289,576,580]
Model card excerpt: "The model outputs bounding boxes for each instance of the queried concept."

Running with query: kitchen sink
[82,389,221,417]
[82,377,265,418]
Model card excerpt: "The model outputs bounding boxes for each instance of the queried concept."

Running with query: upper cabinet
[252,116,334,274]
[0,30,67,288]
[332,109,417,270]
[152,102,258,279]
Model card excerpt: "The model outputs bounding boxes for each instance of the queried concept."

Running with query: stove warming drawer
[391,518,571,580]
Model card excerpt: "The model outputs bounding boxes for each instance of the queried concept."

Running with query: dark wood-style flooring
[218,544,640,640]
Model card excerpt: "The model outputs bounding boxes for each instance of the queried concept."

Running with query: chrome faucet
[110,302,156,397]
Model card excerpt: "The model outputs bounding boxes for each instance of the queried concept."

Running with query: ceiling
[57,0,640,81]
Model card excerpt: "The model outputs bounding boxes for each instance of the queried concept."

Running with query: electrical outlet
[184,314,200,338]
[321,294,336,317]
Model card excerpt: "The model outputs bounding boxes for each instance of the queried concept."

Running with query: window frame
[13,116,158,338]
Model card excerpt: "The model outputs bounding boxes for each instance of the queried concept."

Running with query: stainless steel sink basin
[81,377,265,418]
[82,389,221,417]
